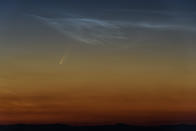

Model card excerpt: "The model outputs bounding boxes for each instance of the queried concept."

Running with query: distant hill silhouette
[0,124,196,131]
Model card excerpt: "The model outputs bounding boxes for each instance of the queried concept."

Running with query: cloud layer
[35,15,127,45]
[33,11,196,46]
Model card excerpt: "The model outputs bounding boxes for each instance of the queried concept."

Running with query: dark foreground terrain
[0,124,196,131]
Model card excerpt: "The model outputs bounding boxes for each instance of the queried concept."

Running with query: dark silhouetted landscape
[0,124,196,131]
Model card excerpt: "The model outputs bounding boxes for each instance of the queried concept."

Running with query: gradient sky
[0,0,196,125]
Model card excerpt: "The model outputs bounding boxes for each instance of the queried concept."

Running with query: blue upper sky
[1,0,196,10]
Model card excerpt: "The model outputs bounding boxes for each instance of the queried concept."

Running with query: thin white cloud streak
[118,21,196,31]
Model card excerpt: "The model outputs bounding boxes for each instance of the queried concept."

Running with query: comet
[59,55,65,65]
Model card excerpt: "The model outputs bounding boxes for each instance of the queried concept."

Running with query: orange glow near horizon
[0,51,196,125]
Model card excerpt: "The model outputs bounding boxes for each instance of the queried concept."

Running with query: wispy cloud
[33,12,196,46]
[34,15,127,45]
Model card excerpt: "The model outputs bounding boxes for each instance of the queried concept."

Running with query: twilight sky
[0,0,196,125]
